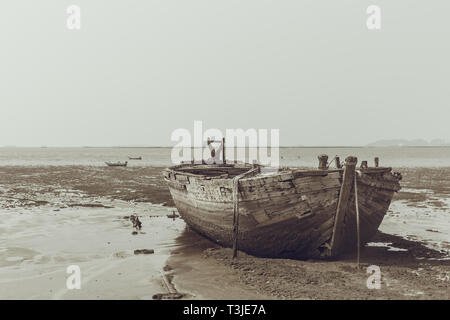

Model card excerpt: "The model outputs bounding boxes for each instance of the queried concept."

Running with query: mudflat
[0,166,448,299]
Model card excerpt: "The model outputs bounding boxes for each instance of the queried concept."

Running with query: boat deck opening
[175,165,252,178]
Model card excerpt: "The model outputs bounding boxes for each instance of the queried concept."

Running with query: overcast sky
[0,1,449,147]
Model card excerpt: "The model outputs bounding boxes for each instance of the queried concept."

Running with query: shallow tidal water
[0,200,185,299]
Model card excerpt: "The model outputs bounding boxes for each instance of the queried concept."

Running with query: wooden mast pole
[328,156,358,257]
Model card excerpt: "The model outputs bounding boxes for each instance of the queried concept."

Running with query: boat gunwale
[163,163,396,183]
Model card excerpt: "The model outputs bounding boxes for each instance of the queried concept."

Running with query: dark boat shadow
[174,227,449,269]
[172,227,220,256]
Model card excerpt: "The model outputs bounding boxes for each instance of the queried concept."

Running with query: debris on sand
[67,203,114,208]
[152,293,184,300]
[130,215,142,230]
[167,211,179,220]
[134,249,154,255]
[163,265,173,272]
[113,251,131,259]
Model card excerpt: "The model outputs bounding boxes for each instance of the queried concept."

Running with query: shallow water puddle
[0,200,186,299]
[381,197,450,257]
[366,242,408,252]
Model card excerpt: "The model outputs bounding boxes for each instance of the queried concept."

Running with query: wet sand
[0,166,449,299]
[168,230,449,299]
[0,166,181,299]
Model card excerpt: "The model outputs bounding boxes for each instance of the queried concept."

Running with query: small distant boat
[128,156,142,160]
[105,161,128,167]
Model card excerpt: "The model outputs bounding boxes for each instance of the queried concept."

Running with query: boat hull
[164,164,401,259]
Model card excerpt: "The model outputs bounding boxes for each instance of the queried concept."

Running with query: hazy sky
[1,1,449,146]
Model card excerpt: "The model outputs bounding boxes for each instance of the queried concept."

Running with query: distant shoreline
[2,146,450,149]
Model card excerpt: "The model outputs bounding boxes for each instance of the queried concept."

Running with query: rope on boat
[232,176,240,258]
[326,155,338,168]
[354,173,361,269]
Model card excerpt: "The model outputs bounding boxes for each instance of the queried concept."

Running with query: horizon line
[2,145,450,149]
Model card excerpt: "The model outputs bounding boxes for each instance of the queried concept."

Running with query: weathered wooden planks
[163,160,401,259]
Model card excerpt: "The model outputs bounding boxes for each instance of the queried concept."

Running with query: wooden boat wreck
[163,155,402,259]
[105,161,128,167]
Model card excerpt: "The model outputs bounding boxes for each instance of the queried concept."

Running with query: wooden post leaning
[328,156,358,257]
[232,166,261,258]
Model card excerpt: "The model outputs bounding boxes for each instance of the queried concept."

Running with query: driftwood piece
[134,249,154,255]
